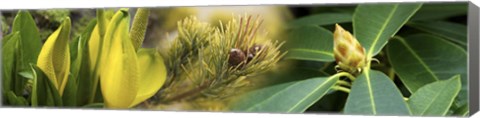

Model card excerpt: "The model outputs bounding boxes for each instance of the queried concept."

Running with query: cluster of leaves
[229,3,468,116]
[2,8,167,109]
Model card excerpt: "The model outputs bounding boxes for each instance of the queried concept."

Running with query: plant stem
[335,72,356,81]
[332,85,351,93]
[388,68,395,81]
[336,80,351,87]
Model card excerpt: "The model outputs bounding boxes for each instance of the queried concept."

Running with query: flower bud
[333,24,367,74]
[229,48,246,67]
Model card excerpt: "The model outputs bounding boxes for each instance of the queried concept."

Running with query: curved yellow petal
[100,9,140,109]
[129,48,167,107]
[36,18,71,96]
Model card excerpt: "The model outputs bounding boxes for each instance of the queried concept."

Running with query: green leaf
[285,26,334,62]
[410,3,467,21]
[2,33,13,47]
[353,3,422,57]
[453,103,469,116]
[407,75,461,116]
[72,19,98,106]
[71,19,97,81]
[62,75,77,107]
[12,10,42,71]
[2,32,20,93]
[344,70,410,115]
[288,13,352,28]
[387,34,467,106]
[31,64,63,107]
[5,91,28,106]
[230,74,340,113]
[407,21,466,48]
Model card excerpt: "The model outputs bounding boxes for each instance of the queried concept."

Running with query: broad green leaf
[2,33,13,47]
[410,3,467,21]
[130,48,167,107]
[2,32,20,93]
[344,70,410,115]
[353,3,422,57]
[31,64,63,107]
[71,19,97,81]
[36,17,71,96]
[387,34,467,106]
[130,8,150,51]
[99,9,139,108]
[285,26,334,62]
[11,10,42,68]
[407,21,466,48]
[230,74,341,113]
[72,19,98,106]
[407,75,461,116]
[288,13,352,28]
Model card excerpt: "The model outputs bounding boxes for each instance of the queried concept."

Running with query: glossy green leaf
[353,3,422,57]
[71,19,97,80]
[344,70,410,115]
[12,10,42,71]
[285,26,334,62]
[31,64,63,107]
[288,13,352,28]
[230,74,341,113]
[72,19,98,106]
[410,3,467,21]
[2,32,20,93]
[407,21,466,48]
[387,34,467,106]
[407,75,461,116]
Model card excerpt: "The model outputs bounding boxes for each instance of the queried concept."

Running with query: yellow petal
[129,48,167,107]
[37,17,71,96]
[99,9,140,108]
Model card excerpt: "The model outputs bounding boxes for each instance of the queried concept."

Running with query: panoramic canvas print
[0,2,469,117]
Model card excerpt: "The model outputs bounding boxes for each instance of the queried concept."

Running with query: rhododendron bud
[333,24,367,74]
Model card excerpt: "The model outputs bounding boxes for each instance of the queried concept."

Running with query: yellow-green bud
[333,24,367,74]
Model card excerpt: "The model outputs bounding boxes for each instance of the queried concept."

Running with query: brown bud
[229,48,246,67]
[333,24,367,74]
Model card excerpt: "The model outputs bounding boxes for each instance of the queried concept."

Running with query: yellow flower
[94,9,167,108]
[36,17,71,96]
[333,24,367,74]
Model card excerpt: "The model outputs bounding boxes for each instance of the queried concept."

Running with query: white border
[0,0,478,118]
